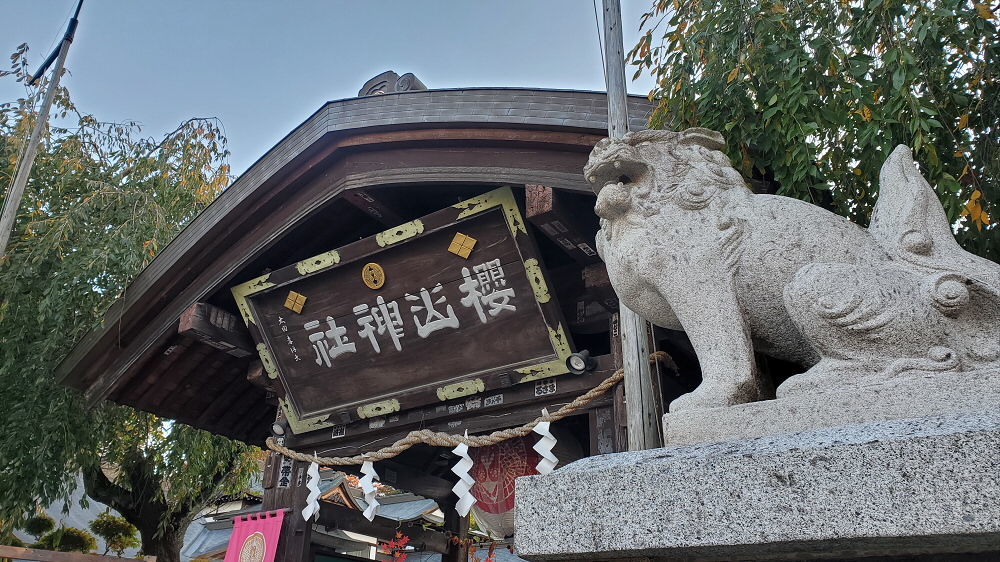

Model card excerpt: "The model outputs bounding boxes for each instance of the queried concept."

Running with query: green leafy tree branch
[0,44,257,562]
[630,0,997,259]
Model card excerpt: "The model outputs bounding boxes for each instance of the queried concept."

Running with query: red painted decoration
[470,436,540,514]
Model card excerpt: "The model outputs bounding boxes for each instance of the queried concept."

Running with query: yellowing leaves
[142,239,158,258]
[727,67,740,83]
[740,143,754,172]
[975,3,995,19]
[958,114,969,129]
[861,105,873,122]
[961,190,991,230]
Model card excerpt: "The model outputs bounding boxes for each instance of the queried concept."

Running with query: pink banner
[224,509,285,562]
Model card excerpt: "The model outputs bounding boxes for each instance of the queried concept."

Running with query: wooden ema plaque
[232,188,573,434]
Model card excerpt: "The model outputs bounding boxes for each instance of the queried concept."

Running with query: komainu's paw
[669,378,762,412]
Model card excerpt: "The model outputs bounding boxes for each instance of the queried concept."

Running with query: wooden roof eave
[55,88,653,416]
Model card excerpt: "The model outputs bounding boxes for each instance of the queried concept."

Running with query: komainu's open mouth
[584,142,649,194]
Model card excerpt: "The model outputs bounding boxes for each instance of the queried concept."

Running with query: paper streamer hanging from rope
[301,461,321,521]
[532,408,558,475]
[451,431,477,516]
[360,460,380,521]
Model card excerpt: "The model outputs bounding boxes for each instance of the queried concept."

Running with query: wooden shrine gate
[240,187,637,560]
[58,86,680,561]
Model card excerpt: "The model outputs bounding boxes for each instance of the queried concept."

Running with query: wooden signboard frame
[232,187,574,435]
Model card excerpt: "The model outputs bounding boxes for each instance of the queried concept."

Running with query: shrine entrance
[59,82,681,561]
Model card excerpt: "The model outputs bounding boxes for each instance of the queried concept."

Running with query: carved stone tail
[869,144,1000,293]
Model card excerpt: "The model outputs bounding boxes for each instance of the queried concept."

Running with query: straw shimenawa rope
[266,351,669,466]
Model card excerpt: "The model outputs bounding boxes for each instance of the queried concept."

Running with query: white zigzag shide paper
[451,434,477,516]
[532,409,558,475]
[360,460,380,521]
[301,461,322,521]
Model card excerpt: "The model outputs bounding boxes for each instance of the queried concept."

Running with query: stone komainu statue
[586,128,1000,412]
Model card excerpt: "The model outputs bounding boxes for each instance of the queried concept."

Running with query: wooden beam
[178,302,253,358]
[342,459,453,503]
[114,337,193,405]
[583,262,619,312]
[134,343,213,412]
[152,346,222,412]
[525,185,601,265]
[316,501,451,554]
[285,358,618,453]
[341,188,405,226]
[0,546,149,562]
[545,264,610,334]
[197,369,258,432]
[245,360,274,392]
[218,381,268,435]
[308,393,612,465]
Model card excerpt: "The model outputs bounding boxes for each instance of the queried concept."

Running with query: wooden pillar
[440,499,469,562]
[602,0,663,451]
[262,412,313,562]
[589,405,617,455]
[262,451,312,561]
[609,313,628,451]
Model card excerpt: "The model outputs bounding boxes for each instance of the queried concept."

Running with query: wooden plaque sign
[232,188,573,434]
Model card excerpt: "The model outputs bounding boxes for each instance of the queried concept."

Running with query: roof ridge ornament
[358,70,427,97]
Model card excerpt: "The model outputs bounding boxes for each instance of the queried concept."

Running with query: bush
[89,512,140,556]
[20,513,55,539]
[33,527,98,553]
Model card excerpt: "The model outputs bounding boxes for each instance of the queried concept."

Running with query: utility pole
[0,0,84,260]
[601,0,662,450]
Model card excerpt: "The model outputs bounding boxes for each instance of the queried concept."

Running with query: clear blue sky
[1,1,657,176]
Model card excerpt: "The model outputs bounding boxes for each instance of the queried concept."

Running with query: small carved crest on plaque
[448,232,477,259]
[362,262,386,290]
[283,291,307,313]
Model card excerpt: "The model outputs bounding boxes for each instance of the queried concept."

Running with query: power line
[593,0,607,83]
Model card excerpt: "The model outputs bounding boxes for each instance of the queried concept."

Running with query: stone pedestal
[663,369,1000,445]
[514,410,1000,561]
